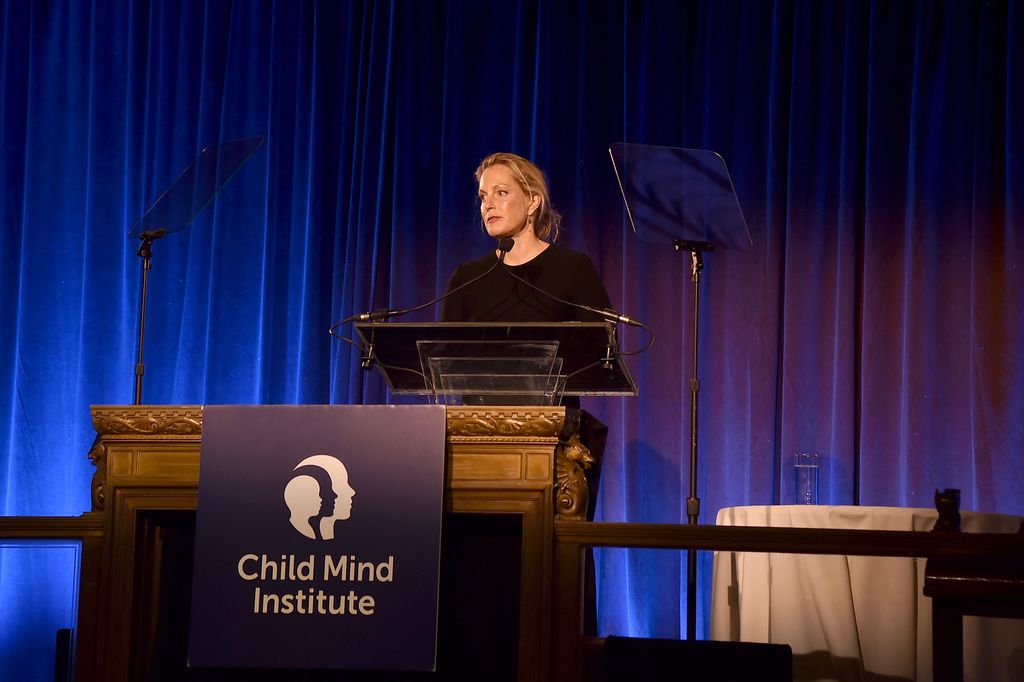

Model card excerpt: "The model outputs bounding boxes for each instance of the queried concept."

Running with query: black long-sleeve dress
[440,244,612,322]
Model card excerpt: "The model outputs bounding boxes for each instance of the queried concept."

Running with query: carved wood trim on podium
[81,404,587,682]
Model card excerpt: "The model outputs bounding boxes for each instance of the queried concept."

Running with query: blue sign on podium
[188,405,446,671]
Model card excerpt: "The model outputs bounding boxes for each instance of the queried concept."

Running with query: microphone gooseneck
[498,262,646,329]
[329,237,516,334]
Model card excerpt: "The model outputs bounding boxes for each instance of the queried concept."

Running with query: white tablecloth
[710,505,1024,682]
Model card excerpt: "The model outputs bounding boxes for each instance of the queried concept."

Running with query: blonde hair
[475,152,562,242]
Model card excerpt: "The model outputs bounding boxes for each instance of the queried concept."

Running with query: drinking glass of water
[794,453,819,505]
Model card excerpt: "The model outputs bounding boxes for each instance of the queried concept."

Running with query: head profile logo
[283,454,356,540]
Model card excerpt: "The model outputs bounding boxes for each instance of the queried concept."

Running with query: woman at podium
[439,155,609,640]
[441,152,612,322]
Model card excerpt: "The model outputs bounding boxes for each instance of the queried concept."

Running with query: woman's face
[478,164,540,239]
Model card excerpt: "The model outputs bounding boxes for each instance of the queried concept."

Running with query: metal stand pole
[133,231,163,405]
[687,248,703,640]
[674,239,711,640]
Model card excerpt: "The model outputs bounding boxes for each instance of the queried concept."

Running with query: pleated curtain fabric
[1,3,1021,670]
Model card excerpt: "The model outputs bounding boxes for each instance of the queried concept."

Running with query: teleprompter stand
[610,142,752,639]
[127,136,263,404]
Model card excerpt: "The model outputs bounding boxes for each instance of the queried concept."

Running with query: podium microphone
[577,305,646,329]
[497,259,646,329]
[331,237,516,331]
[497,237,514,259]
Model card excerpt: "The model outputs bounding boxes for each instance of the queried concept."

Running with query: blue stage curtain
[1,1,1021,674]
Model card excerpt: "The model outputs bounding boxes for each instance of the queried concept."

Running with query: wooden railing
[551,520,1024,682]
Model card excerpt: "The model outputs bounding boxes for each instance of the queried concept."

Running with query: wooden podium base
[78,405,593,682]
